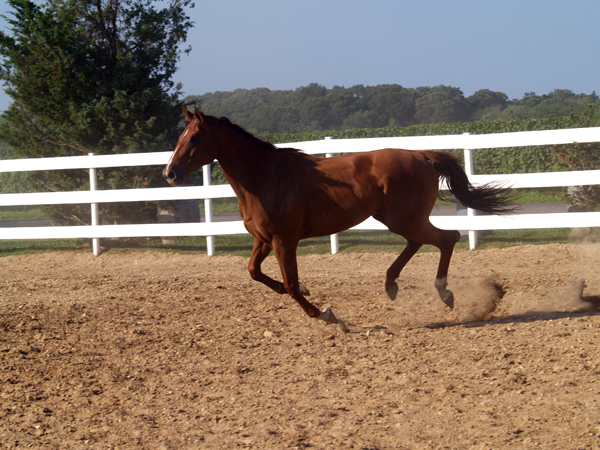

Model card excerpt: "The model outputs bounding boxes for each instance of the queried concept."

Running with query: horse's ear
[194,106,206,125]
[182,105,193,122]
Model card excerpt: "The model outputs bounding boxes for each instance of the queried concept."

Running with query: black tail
[423,151,517,215]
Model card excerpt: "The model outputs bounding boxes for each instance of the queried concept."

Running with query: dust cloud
[452,277,502,322]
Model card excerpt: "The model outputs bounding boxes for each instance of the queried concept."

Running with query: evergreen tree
[0,0,194,224]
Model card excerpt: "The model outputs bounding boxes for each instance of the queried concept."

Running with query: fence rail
[1,126,600,255]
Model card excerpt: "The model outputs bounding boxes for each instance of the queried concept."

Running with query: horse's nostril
[164,166,184,185]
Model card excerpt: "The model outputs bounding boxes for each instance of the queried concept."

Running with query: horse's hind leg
[385,240,422,300]
[388,220,460,308]
[431,229,461,309]
[248,238,309,295]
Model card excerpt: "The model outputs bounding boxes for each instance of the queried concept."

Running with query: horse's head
[163,106,219,186]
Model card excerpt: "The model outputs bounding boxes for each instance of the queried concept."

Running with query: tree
[467,89,508,119]
[468,89,508,110]
[342,110,384,129]
[190,84,599,133]
[0,0,194,224]
[414,85,472,124]
[364,85,417,127]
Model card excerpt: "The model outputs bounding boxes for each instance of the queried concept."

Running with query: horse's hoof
[386,282,398,301]
[318,307,336,324]
[441,290,454,309]
[299,282,310,296]
[318,307,348,332]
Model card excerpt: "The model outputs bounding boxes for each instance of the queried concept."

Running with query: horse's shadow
[343,295,600,334]
[423,295,600,330]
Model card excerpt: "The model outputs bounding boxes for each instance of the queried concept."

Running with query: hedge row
[260,113,600,175]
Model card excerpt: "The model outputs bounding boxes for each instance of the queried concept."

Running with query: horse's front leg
[272,237,348,332]
[248,238,310,296]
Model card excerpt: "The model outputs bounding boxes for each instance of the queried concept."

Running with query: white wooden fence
[1,127,599,256]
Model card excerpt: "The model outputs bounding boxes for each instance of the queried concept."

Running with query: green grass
[198,197,240,214]
[2,227,596,258]
[0,238,91,255]
[512,188,565,204]
[0,206,46,220]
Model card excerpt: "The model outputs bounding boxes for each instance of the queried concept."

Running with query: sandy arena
[1,242,600,449]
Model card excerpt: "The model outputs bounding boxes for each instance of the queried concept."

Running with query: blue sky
[0,0,599,112]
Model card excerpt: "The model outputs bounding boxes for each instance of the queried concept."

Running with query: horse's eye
[189,135,199,144]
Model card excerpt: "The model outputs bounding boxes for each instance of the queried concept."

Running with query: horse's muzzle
[163,165,184,186]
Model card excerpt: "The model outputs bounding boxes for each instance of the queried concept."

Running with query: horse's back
[366,148,440,189]
[311,148,439,207]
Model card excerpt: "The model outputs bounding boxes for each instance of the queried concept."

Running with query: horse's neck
[215,134,277,195]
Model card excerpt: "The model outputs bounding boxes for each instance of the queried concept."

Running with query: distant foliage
[185,84,600,135]
[550,106,600,210]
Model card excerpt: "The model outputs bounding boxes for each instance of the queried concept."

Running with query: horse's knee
[248,267,259,281]
[433,230,460,259]
[441,230,461,248]
[451,230,461,244]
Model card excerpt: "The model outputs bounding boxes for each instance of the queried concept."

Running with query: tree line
[184,84,600,134]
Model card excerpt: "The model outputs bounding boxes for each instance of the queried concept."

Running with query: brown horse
[164,106,513,331]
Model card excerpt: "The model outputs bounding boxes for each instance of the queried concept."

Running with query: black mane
[215,116,298,153]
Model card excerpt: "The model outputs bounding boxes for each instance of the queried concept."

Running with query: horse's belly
[301,208,372,238]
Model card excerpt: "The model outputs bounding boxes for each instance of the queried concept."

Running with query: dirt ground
[1,242,600,450]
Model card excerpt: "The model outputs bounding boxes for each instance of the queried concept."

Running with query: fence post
[462,133,477,250]
[325,137,339,254]
[88,153,101,256]
[203,163,215,256]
